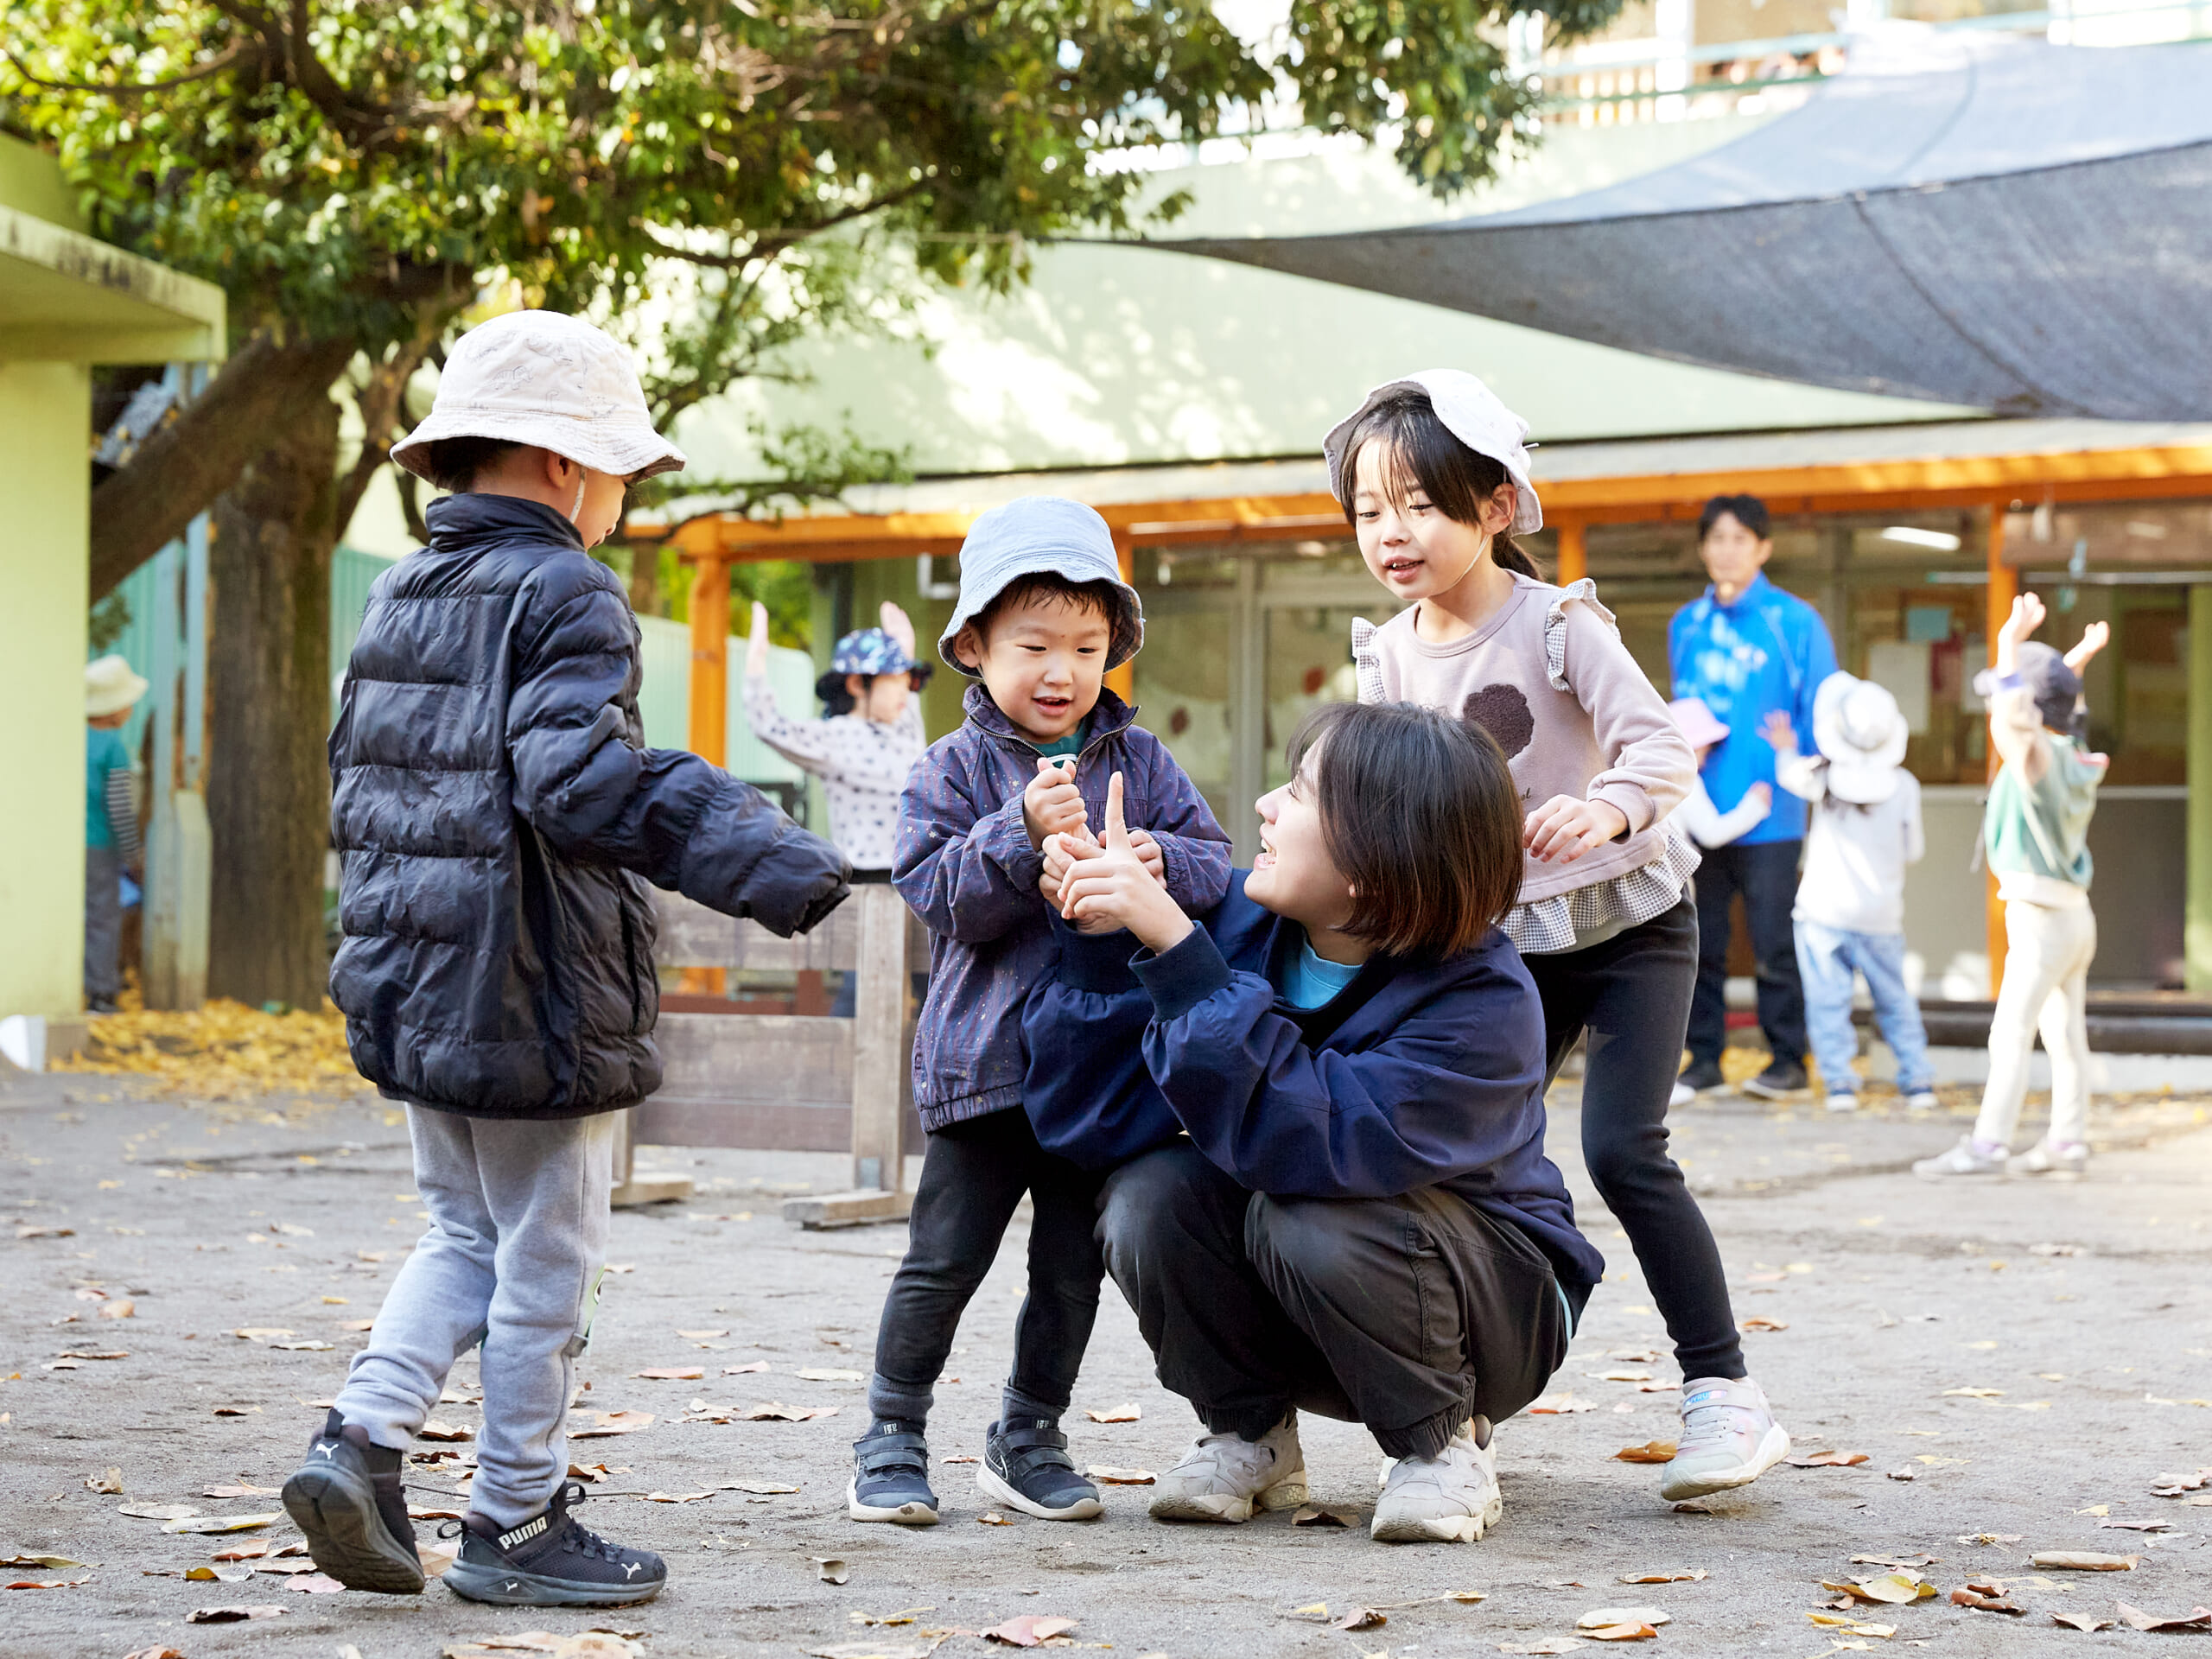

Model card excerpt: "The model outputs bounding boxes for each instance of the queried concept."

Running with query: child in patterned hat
[743,600,933,881]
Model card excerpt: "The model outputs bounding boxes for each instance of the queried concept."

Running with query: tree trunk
[206,392,342,1011]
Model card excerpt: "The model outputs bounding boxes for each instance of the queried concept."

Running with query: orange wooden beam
[687,553,728,768]
[620,442,2212,568]
[1105,531,1137,705]
[1554,518,1588,585]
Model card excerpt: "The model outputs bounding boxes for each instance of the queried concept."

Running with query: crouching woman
[1052,701,1600,1544]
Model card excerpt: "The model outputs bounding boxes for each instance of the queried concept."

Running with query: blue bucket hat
[938,495,1143,677]
[830,627,931,681]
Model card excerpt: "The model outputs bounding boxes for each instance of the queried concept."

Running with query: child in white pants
[1916,594,2108,1180]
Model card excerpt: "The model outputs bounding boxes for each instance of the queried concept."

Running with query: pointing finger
[1103,771,1130,852]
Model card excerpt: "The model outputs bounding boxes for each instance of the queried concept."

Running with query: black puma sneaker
[442,1481,665,1606]
[978,1417,1102,1521]
[280,1409,423,1593]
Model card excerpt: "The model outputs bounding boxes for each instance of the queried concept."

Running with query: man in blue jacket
[1668,494,1838,1098]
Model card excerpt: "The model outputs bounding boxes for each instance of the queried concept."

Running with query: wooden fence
[617,883,927,1227]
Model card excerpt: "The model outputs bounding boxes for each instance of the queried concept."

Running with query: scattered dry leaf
[98,1299,135,1319]
[796,1367,866,1382]
[203,1484,278,1498]
[289,1572,346,1593]
[1497,1642,1584,1655]
[569,1410,653,1439]
[2031,1552,2137,1571]
[1787,1451,1869,1468]
[813,1556,850,1585]
[2116,1603,2212,1632]
[4,1575,90,1590]
[1084,1403,1140,1423]
[1085,1466,1155,1484]
[632,1368,705,1382]
[1823,1574,1936,1605]
[1613,1441,1677,1464]
[2051,1611,2116,1631]
[982,1614,1078,1647]
[185,1604,286,1622]
[643,1490,715,1504]
[977,1511,1011,1526]
[1578,1609,1668,1630]
[1941,1387,2002,1399]
[163,1512,281,1535]
[1739,1317,1788,1332]
[118,1503,198,1520]
[85,1469,124,1494]
[1951,1584,2024,1614]
[416,1421,474,1441]
[1529,1393,1599,1414]
[723,1479,800,1495]
[734,1402,836,1422]
[1291,1504,1358,1529]
[1332,1607,1386,1631]
[721,1361,771,1376]
[1581,1626,1658,1643]
[1807,1614,1896,1637]
[677,1329,730,1340]
[1620,1570,1705,1584]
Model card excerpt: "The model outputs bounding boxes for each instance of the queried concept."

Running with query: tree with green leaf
[4,0,1621,1006]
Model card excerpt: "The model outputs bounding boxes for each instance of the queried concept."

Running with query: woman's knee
[1096,1145,1238,1277]
[1245,1195,1368,1297]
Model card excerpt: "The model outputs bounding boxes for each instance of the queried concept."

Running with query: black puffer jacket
[329,494,849,1119]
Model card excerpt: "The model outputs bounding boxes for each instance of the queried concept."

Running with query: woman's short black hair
[1698,493,1772,543]
[416,435,523,493]
[1286,699,1523,960]
[1334,388,1543,582]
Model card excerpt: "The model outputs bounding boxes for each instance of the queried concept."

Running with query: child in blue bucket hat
[850,496,1232,1529]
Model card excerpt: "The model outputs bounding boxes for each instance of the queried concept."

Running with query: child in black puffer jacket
[283,310,847,1610]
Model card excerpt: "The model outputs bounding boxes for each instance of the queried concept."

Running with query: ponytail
[1490,531,1542,582]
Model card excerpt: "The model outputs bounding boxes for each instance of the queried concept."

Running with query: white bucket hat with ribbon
[391,309,687,484]
[1322,369,1543,534]
[86,654,149,718]
[1812,671,1909,804]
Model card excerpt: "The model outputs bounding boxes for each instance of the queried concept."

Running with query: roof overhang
[0,203,226,364]
[637,417,2212,563]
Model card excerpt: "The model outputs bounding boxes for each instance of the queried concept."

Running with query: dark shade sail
[1156,32,2212,419]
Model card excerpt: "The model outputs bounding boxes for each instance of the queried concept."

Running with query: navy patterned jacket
[894,683,1231,1130]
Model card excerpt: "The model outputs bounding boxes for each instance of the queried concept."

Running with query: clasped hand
[1042,772,1189,954]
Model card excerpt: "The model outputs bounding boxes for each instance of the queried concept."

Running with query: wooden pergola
[633,429,2212,992]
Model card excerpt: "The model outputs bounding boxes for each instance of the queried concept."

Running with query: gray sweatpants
[334,1105,616,1529]
[84,846,123,1002]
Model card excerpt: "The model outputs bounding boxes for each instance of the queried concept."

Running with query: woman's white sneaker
[1147,1414,1306,1523]
[1658,1377,1790,1502]
[1371,1421,1501,1543]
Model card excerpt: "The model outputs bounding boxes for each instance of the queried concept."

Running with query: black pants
[1097,1143,1573,1461]
[1686,839,1808,1067]
[84,846,123,1002]
[1526,898,1745,1382]
[868,1106,1103,1426]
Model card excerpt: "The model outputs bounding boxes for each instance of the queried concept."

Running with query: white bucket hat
[86,654,149,718]
[1812,671,1909,804]
[1322,369,1543,534]
[391,310,687,484]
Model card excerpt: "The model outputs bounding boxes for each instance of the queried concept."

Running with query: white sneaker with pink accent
[1658,1377,1790,1502]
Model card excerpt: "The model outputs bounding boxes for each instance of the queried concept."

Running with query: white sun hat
[1812,671,1909,804]
[86,654,149,718]
[1322,369,1543,534]
[391,309,687,484]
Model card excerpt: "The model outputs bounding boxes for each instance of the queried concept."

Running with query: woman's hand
[1524,794,1630,864]
[746,600,772,679]
[1058,772,1192,954]
[1758,709,1797,753]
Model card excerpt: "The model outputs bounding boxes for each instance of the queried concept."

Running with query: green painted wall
[0,360,93,1017]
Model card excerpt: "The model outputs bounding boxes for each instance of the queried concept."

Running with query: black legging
[1523,897,1745,1382]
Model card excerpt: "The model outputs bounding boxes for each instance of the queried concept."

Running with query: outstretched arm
[509,583,848,935]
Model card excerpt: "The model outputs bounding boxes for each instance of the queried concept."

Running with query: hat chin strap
[567,473,588,524]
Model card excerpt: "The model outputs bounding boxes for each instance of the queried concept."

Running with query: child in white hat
[83,654,149,1014]
[289,310,849,1608]
[1761,675,1936,1114]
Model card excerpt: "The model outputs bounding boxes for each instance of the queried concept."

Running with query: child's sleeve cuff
[1132,926,1236,1023]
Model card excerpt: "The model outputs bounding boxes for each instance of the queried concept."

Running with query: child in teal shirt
[84,655,148,1013]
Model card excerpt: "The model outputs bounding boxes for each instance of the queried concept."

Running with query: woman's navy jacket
[1024,874,1603,1293]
